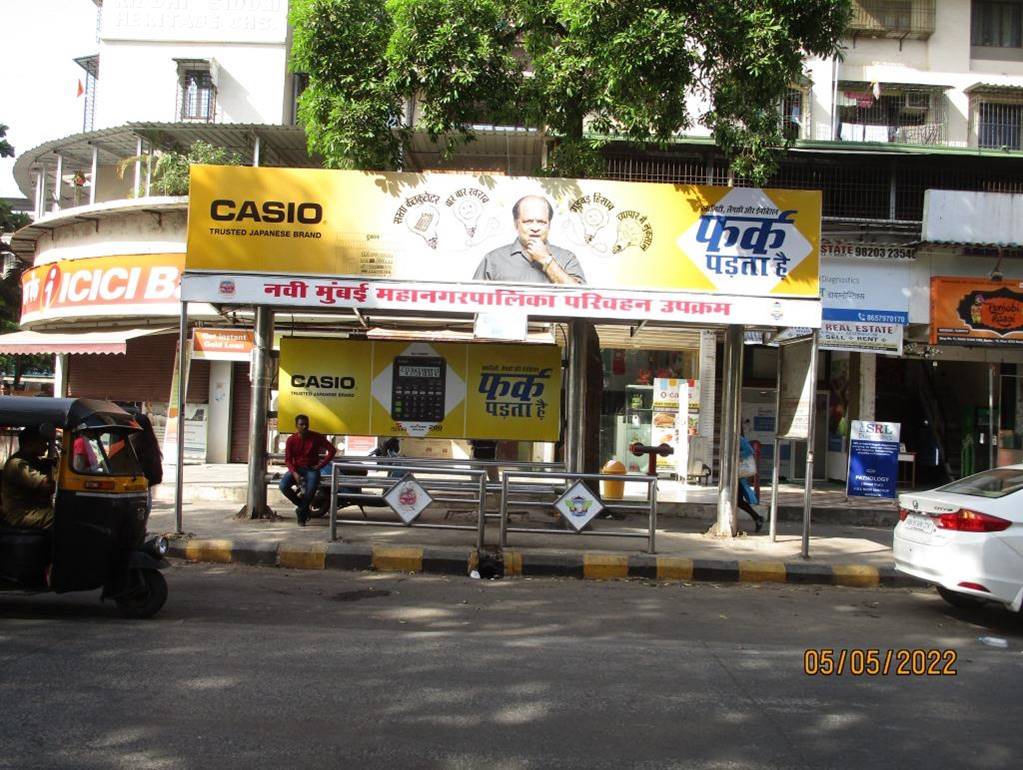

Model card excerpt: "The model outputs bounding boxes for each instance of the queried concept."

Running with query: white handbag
[738,455,757,479]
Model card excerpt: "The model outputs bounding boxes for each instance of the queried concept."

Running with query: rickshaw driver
[1,427,56,529]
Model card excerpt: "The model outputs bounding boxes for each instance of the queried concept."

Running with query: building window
[972,1,1023,47]
[848,0,935,39]
[978,101,1023,148]
[175,59,217,123]
[780,88,806,141]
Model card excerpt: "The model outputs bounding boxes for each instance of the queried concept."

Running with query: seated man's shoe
[296,507,308,526]
[754,515,764,534]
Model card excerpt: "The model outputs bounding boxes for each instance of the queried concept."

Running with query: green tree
[117,140,244,196]
[0,122,45,387]
[290,0,851,181]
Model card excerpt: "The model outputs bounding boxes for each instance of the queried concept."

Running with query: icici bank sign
[21,254,184,324]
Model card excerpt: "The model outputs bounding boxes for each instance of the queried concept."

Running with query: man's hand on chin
[524,239,551,263]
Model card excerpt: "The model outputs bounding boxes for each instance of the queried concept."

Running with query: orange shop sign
[930,276,1023,346]
[21,254,183,323]
[191,328,254,360]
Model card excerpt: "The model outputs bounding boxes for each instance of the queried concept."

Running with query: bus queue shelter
[175,166,824,551]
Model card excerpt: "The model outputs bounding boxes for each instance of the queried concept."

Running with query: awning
[0,327,174,355]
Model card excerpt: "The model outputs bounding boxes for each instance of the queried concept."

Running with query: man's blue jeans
[279,466,320,515]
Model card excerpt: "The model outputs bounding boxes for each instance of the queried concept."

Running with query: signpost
[846,420,901,499]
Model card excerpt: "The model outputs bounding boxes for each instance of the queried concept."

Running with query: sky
[1,1,100,199]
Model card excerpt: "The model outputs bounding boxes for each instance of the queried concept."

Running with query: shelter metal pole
[801,331,820,559]
[716,325,743,536]
[53,154,63,212]
[174,301,188,535]
[769,345,782,541]
[133,137,142,198]
[565,320,587,474]
[89,145,98,205]
[253,135,261,167]
[989,364,996,470]
[246,306,275,518]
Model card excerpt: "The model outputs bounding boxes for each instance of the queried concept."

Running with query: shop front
[180,165,824,533]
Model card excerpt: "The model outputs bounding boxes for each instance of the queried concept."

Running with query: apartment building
[5,0,1023,480]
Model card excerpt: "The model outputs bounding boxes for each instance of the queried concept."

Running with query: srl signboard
[847,420,901,499]
[278,337,561,441]
[186,166,821,300]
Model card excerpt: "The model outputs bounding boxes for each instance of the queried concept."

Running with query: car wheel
[936,585,987,609]
[306,490,329,518]
[115,569,168,619]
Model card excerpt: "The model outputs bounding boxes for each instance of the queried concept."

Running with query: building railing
[847,0,936,40]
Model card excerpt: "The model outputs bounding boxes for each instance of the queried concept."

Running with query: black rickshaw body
[0,397,166,615]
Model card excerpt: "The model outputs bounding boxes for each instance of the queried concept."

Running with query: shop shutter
[230,361,252,463]
[68,333,209,404]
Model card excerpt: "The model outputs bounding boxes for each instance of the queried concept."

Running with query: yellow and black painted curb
[169,539,921,588]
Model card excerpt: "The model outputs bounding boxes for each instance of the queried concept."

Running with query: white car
[894,465,1023,612]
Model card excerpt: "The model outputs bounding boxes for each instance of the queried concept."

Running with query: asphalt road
[1,564,1021,770]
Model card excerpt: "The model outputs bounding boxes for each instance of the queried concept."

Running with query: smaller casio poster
[278,337,561,441]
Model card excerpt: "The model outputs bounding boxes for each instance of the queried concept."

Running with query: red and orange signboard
[931,277,1023,346]
[191,328,254,360]
[20,253,184,324]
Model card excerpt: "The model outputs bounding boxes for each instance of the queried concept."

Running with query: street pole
[174,301,188,535]
[715,325,743,536]
[565,319,587,474]
[769,346,782,541]
[801,331,820,559]
[989,363,996,470]
[246,306,275,518]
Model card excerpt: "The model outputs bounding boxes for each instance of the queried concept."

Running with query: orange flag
[76,79,84,97]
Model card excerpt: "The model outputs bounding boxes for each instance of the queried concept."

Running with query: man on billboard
[473,195,586,285]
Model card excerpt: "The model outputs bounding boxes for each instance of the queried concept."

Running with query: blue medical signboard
[847,420,901,499]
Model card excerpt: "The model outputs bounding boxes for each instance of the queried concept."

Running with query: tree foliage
[117,140,243,196]
[290,0,851,181]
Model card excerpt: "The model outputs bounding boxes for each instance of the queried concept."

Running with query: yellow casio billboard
[279,338,561,441]
[187,166,821,299]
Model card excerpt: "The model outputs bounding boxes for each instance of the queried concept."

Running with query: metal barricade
[498,470,659,553]
[327,461,488,548]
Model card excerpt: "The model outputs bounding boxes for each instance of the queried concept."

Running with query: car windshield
[71,428,143,477]
[937,467,1023,499]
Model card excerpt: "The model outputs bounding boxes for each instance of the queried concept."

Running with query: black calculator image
[390,356,446,422]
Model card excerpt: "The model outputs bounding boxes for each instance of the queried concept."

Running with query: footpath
[152,465,918,589]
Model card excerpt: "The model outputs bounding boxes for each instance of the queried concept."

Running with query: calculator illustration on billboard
[390,356,446,422]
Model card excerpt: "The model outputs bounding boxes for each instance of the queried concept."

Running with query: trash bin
[600,457,626,499]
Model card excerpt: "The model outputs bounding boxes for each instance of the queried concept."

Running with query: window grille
[835,85,947,145]
[978,101,1023,148]
[174,59,218,123]
[848,0,936,39]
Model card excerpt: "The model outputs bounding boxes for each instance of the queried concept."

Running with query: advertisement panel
[847,420,901,499]
[930,277,1023,346]
[186,166,821,299]
[776,339,816,441]
[651,377,681,472]
[278,338,560,441]
[820,319,903,355]
[191,328,255,361]
[20,253,184,324]
[820,256,910,325]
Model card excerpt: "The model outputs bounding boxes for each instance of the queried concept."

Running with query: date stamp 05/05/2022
[803,648,958,677]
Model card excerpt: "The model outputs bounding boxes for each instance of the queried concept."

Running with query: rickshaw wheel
[115,570,168,619]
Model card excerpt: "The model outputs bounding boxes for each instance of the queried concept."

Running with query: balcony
[847,0,936,41]
[830,83,954,146]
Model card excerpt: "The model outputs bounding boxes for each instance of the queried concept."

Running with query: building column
[858,352,876,422]
[206,360,233,464]
[53,354,69,397]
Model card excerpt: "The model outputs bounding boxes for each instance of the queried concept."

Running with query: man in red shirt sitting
[279,414,337,525]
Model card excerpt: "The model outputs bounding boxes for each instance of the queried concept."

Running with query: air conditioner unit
[904,92,931,111]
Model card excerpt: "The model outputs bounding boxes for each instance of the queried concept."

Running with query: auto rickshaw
[0,397,169,618]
